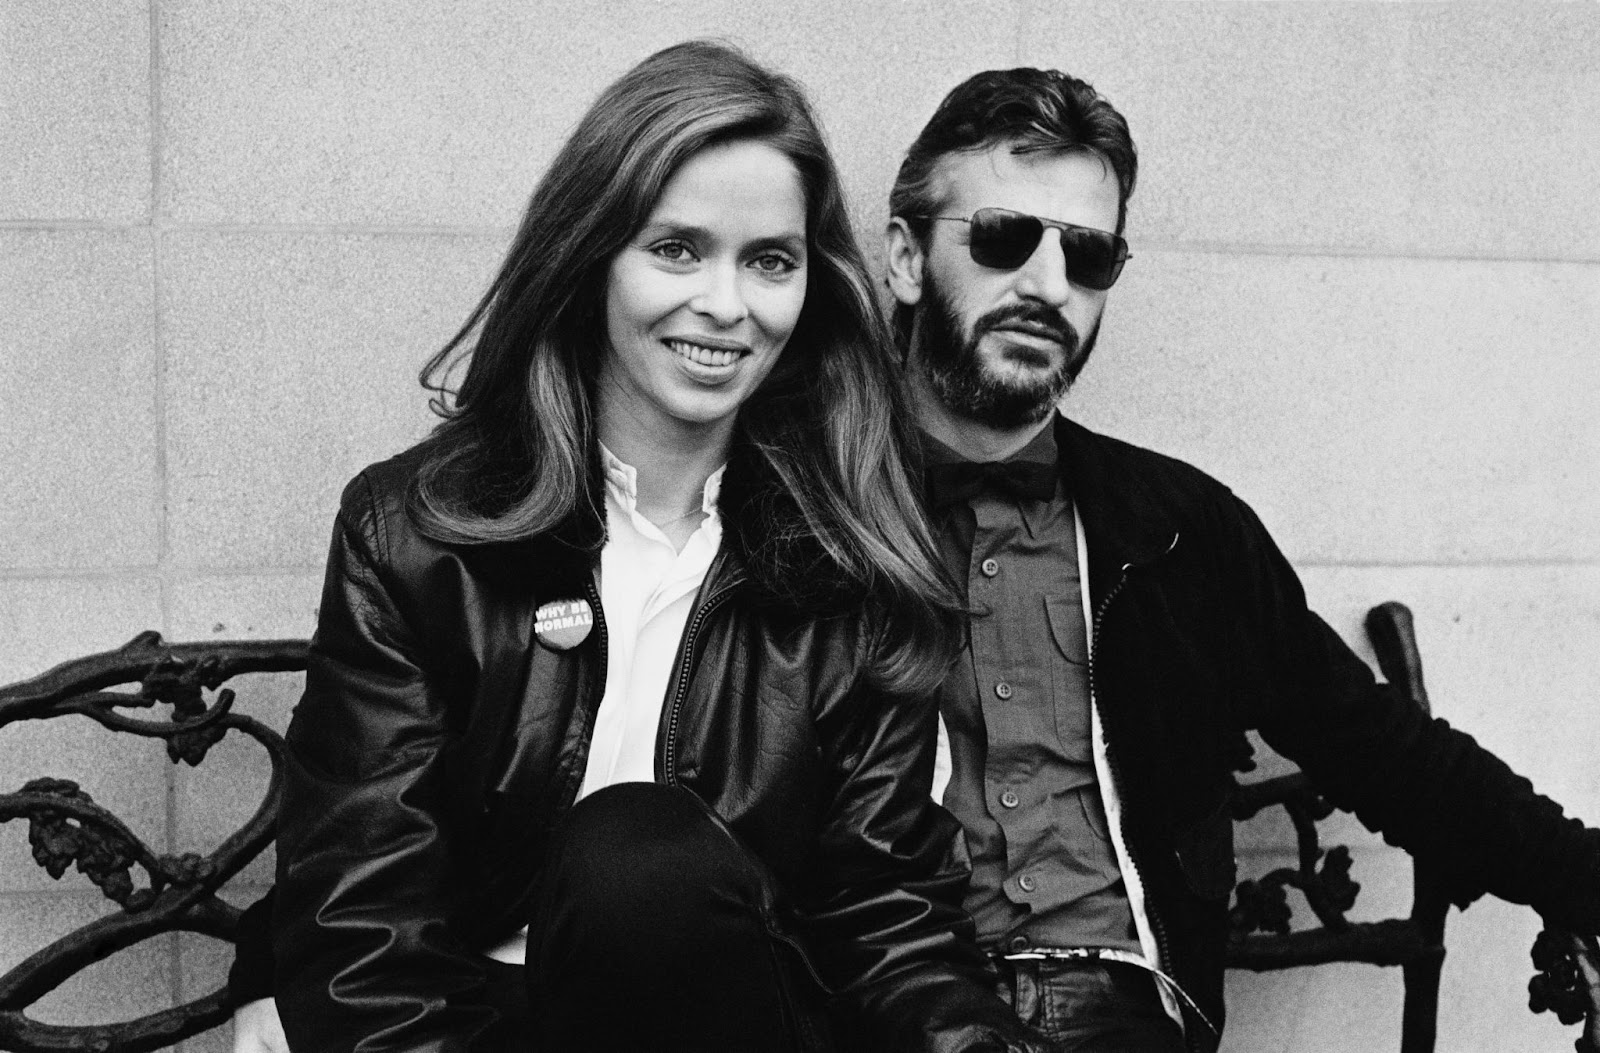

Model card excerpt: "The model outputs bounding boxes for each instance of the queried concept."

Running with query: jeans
[481,782,832,1053]
[991,956,1187,1052]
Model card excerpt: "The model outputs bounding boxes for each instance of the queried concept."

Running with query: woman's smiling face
[598,138,808,454]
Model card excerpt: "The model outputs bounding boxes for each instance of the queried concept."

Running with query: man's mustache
[973,303,1077,352]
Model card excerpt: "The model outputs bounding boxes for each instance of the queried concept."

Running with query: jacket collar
[450,428,834,612]
[1054,414,1184,606]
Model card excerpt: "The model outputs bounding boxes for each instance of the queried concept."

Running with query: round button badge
[534,597,594,651]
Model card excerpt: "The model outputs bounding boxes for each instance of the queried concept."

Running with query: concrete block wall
[2,2,1594,1050]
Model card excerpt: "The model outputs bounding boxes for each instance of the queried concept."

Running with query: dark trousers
[479,782,830,1053]
[992,957,1187,1052]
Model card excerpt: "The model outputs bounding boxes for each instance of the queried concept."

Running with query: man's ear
[884,217,926,309]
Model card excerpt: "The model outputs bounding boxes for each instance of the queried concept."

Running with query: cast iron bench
[2,605,1595,1052]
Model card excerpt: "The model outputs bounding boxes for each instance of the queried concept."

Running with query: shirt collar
[599,442,725,520]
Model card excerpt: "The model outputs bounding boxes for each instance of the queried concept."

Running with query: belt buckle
[999,945,1101,963]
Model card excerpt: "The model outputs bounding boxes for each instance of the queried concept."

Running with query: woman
[230,40,1042,1053]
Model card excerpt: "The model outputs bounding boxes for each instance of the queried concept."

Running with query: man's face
[897,146,1121,430]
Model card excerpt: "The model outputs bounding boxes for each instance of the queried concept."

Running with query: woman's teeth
[667,339,742,367]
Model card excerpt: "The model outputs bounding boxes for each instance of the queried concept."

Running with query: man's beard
[915,277,1098,430]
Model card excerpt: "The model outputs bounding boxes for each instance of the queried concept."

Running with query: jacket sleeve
[800,634,1049,1053]
[1224,492,1600,933]
[273,474,498,1053]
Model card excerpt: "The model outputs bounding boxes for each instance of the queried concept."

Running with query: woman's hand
[231,997,288,1053]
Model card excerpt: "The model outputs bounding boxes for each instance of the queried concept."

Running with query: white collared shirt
[575,444,724,799]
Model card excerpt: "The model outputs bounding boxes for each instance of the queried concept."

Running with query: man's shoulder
[1058,415,1280,577]
[1057,415,1235,507]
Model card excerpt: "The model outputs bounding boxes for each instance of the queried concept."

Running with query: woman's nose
[691,264,750,326]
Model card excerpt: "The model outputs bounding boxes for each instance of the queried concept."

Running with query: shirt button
[994,681,1013,700]
[980,558,1000,577]
[1000,789,1020,809]
[1008,934,1031,952]
[1018,874,1037,893]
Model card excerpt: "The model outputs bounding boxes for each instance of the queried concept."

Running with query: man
[885,68,1600,1052]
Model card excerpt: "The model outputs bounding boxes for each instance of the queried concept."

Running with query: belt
[992,946,1220,1037]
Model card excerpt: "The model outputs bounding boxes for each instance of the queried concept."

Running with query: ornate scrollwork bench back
[0,631,306,1053]
[1223,602,1451,1052]
[2,615,1594,1052]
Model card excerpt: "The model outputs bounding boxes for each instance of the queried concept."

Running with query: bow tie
[925,459,1056,509]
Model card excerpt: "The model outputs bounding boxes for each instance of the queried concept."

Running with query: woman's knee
[536,782,773,942]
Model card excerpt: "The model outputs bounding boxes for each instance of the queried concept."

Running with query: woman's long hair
[413,40,958,695]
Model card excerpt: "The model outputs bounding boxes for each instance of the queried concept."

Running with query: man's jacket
[1059,413,1600,1049]
[272,439,1036,1053]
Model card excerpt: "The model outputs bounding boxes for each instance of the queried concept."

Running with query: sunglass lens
[968,210,1043,270]
[1060,227,1127,291]
[961,209,1128,289]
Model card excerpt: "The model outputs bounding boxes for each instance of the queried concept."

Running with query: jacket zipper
[1088,532,1216,1051]
[653,579,833,1000]
[558,574,611,812]
[660,582,740,786]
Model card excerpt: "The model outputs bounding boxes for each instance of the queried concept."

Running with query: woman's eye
[751,252,799,275]
[650,241,695,263]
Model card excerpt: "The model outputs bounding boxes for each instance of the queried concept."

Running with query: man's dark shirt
[922,425,1139,953]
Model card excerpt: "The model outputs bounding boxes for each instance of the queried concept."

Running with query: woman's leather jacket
[272,441,1038,1053]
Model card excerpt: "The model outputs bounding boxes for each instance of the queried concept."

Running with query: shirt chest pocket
[1044,595,1092,764]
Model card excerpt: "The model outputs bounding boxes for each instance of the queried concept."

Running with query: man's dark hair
[890,67,1138,238]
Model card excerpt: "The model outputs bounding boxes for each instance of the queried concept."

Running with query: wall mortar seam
[145,0,187,1031]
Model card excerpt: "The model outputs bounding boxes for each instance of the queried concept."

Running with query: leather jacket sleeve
[802,633,1050,1053]
[273,474,497,1053]
[1223,492,1600,934]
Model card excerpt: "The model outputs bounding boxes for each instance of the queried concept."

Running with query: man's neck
[910,373,1057,463]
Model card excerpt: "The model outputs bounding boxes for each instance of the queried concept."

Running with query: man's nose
[1012,229,1072,309]
[690,263,750,327]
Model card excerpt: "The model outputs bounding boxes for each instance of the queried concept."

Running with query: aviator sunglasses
[911,207,1131,290]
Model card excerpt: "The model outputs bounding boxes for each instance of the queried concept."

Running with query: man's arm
[1223,493,1600,933]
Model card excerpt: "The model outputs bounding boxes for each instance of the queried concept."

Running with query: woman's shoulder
[333,436,596,594]
[332,439,439,565]
[342,440,430,505]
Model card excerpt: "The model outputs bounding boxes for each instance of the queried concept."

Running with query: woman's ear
[883,218,926,309]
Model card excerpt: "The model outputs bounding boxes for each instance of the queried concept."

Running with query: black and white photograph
[3,3,1598,1051]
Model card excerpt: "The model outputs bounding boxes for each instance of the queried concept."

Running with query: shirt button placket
[994,681,1013,700]
[1000,789,1020,809]
[980,557,1000,577]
